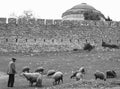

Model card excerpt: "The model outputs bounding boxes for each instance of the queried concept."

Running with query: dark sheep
[94,71,106,81]
[70,71,78,79]
[79,67,86,75]
[47,70,56,76]
[22,66,30,73]
[102,41,119,49]
[83,43,95,51]
[35,67,44,73]
[106,70,117,78]
[70,71,83,81]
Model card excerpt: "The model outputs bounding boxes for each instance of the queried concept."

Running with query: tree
[18,10,35,20]
[105,16,112,21]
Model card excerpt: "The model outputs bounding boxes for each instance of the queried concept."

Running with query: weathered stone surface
[0,18,119,53]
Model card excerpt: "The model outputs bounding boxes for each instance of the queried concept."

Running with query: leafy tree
[18,10,35,20]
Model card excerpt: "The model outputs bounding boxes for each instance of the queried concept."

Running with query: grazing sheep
[106,70,117,78]
[52,71,63,85]
[83,43,95,51]
[35,67,44,74]
[102,41,119,49]
[36,74,42,87]
[47,71,63,85]
[21,72,42,87]
[94,71,106,81]
[70,71,83,81]
[47,70,56,76]
[22,66,30,73]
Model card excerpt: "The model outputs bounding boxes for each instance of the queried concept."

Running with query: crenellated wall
[0,17,120,53]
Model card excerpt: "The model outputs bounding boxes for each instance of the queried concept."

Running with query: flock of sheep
[20,66,117,87]
[20,66,63,87]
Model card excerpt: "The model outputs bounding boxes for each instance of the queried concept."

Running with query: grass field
[1,50,120,89]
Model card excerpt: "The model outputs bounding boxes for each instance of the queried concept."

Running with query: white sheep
[52,71,63,85]
[20,72,42,87]
[47,71,63,85]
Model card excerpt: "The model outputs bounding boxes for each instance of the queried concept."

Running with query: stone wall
[0,18,120,53]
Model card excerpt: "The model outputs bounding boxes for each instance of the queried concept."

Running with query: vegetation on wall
[84,11,101,20]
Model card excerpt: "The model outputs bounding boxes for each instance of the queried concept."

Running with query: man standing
[7,58,17,87]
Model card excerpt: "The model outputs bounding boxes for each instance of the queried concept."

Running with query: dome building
[62,3,105,21]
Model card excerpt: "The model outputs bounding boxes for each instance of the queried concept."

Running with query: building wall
[0,18,119,53]
[62,14,84,20]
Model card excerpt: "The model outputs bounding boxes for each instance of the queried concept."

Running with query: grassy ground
[0,50,120,89]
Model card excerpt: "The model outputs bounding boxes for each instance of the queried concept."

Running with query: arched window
[109,39,111,43]
[16,39,18,42]
[6,38,8,42]
[34,39,36,42]
[43,39,45,42]
[25,39,27,42]
[61,39,63,42]
[69,39,72,43]
[52,39,54,43]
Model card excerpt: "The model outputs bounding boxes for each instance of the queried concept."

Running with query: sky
[0,0,120,21]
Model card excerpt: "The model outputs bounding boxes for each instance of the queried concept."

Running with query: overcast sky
[0,0,120,21]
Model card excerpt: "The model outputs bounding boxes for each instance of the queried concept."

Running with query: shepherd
[7,58,17,87]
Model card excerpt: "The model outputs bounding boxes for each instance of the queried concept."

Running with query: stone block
[37,19,45,25]
[8,18,17,24]
[46,19,53,25]
[28,18,36,26]
[54,19,62,25]
[110,21,119,27]
[0,18,6,24]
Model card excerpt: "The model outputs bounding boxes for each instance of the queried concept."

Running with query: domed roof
[71,3,96,10]
[62,3,105,20]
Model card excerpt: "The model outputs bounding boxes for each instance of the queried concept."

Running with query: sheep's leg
[53,80,57,85]
[76,77,80,81]
[29,81,33,87]
[53,80,55,85]
[36,80,42,87]
[61,76,63,83]
[57,80,60,85]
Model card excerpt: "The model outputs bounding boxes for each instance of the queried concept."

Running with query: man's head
[12,58,16,62]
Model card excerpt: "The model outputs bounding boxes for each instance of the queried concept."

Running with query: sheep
[102,41,119,49]
[20,72,42,87]
[47,70,56,76]
[22,66,30,73]
[79,66,86,75]
[83,43,95,51]
[52,71,63,85]
[47,71,63,85]
[94,71,106,81]
[70,71,83,81]
[35,67,44,74]
[106,70,117,78]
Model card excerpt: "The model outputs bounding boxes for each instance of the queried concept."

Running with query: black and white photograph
[0,0,120,89]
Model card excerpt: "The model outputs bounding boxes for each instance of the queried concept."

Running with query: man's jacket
[7,61,16,74]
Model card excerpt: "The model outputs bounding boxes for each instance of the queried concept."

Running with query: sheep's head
[22,66,30,73]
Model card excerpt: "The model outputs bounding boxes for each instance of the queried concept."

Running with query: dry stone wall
[0,18,119,53]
